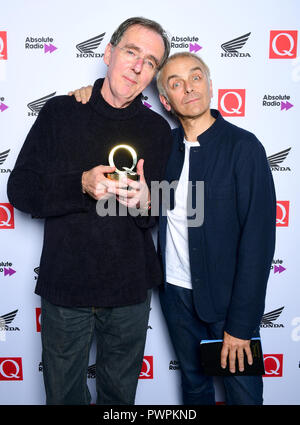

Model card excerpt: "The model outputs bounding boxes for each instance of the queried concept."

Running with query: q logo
[0,358,23,381]
[269,31,298,59]
[36,308,41,332]
[276,201,290,227]
[139,356,153,379]
[0,203,14,229]
[263,354,283,377]
[218,89,246,117]
[0,32,8,60]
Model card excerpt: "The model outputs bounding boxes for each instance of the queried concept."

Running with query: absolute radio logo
[0,32,8,60]
[169,360,180,371]
[271,258,286,275]
[218,89,246,117]
[0,261,16,277]
[0,96,8,112]
[27,92,56,116]
[141,94,152,109]
[0,203,14,229]
[276,201,290,227]
[171,35,202,53]
[269,31,298,59]
[262,94,294,111]
[268,147,291,172]
[139,356,153,379]
[220,32,251,57]
[263,354,283,377]
[25,36,57,54]
[76,33,106,58]
[0,358,23,380]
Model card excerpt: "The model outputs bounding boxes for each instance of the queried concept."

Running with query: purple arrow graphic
[44,43,57,54]
[274,265,286,274]
[0,103,8,112]
[143,101,152,108]
[4,267,16,276]
[281,101,293,111]
[189,43,202,53]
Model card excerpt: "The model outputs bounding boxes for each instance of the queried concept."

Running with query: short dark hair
[110,17,170,70]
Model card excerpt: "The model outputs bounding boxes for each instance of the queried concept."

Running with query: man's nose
[184,82,193,93]
[132,58,143,73]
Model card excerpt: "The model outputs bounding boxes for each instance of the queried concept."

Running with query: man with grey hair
[71,51,276,405]
[156,52,276,405]
[7,17,172,405]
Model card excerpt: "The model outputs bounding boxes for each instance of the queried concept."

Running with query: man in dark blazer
[156,52,276,405]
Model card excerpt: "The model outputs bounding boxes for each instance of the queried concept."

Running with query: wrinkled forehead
[163,56,208,81]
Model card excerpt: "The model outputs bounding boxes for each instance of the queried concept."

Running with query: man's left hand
[220,331,253,373]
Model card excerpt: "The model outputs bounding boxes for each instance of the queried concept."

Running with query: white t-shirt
[165,138,200,290]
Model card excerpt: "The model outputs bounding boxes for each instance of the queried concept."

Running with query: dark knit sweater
[7,78,172,307]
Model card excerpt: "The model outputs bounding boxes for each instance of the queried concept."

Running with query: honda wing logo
[221,32,251,53]
[76,33,105,57]
[260,307,284,328]
[0,310,18,326]
[0,149,10,166]
[221,32,251,57]
[27,92,56,115]
[267,147,291,171]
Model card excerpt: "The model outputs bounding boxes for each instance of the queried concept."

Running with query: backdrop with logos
[0,0,299,405]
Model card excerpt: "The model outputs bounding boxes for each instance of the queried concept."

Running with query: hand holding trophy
[106,144,150,213]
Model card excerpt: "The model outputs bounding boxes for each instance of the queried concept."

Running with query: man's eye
[173,82,181,88]
[145,60,155,69]
[126,49,136,57]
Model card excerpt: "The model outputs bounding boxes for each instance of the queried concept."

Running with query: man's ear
[103,43,113,66]
[209,79,213,99]
[159,94,172,112]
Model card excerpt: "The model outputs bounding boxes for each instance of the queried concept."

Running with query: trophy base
[107,172,139,182]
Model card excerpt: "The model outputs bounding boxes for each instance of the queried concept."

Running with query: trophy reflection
[107,144,139,182]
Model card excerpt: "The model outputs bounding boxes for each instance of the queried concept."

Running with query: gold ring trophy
[107,144,139,182]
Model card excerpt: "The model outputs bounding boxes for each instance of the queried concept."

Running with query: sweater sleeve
[224,135,276,340]
[7,100,89,218]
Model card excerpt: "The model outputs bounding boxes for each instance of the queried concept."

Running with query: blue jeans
[41,291,151,405]
[159,283,263,405]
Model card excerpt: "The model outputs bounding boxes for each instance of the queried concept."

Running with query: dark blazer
[159,110,276,340]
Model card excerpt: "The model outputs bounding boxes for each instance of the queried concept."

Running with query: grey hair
[109,17,170,70]
[156,52,211,99]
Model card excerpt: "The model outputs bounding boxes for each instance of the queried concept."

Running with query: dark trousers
[159,283,263,405]
[41,291,151,405]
